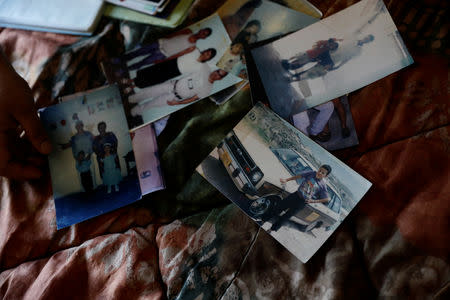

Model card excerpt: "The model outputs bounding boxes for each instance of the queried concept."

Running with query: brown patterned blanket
[0,0,448,299]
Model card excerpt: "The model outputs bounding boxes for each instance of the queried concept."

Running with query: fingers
[14,107,52,155]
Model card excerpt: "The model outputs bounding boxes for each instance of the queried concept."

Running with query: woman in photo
[234,20,262,46]
[101,143,122,193]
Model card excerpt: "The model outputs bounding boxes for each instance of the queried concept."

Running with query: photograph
[131,123,165,195]
[102,14,243,130]
[246,48,359,151]
[216,0,318,77]
[196,103,371,263]
[250,0,413,120]
[290,95,359,150]
[271,0,322,19]
[40,85,142,229]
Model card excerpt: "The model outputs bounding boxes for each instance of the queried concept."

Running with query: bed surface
[0,0,449,299]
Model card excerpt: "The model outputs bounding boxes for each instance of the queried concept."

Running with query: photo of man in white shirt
[129,67,229,115]
[124,27,213,70]
[125,48,217,89]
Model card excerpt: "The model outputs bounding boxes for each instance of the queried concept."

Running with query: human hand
[280,178,287,184]
[0,55,52,180]
[306,199,314,204]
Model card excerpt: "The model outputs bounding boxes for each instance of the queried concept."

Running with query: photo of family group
[216,0,318,78]
[250,0,413,120]
[196,103,371,262]
[102,14,242,130]
[40,85,141,229]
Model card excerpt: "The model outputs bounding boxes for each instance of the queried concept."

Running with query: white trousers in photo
[129,81,177,116]
[292,101,334,136]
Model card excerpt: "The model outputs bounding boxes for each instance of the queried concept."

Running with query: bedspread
[0,0,449,299]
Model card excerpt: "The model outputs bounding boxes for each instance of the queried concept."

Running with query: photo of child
[75,150,93,192]
[40,85,142,229]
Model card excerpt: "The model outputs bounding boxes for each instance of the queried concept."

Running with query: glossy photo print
[250,0,413,120]
[216,0,318,77]
[196,103,371,263]
[246,49,359,151]
[102,14,242,130]
[290,95,359,150]
[40,85,141,229]
[217,0,319,40]
[131,123,165,195]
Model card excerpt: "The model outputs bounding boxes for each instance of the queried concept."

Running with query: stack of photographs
[247,0,413,151]
[39,0,415,264]
[106,0,174,16]
[102,14,243,130]
[104,0,195,28]
[195,0,412,262]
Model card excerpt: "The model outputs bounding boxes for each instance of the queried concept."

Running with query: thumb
[15,109,52,155]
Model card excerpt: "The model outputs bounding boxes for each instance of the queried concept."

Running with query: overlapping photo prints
[197,103,371,262]
[102,14,243,130]
[250,0,413,121]
[216,0,318,78]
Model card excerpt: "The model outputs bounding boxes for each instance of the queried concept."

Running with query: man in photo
[59,120,95,191]
[288,35,375,82]
[281,38,342,79]
[93,121,118,178]
[123,27,213,70]
[59,120,94,165]
[123,48,217,90]
[129,68,228,115]
[269,165,332,232]
[329,34,375,70]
